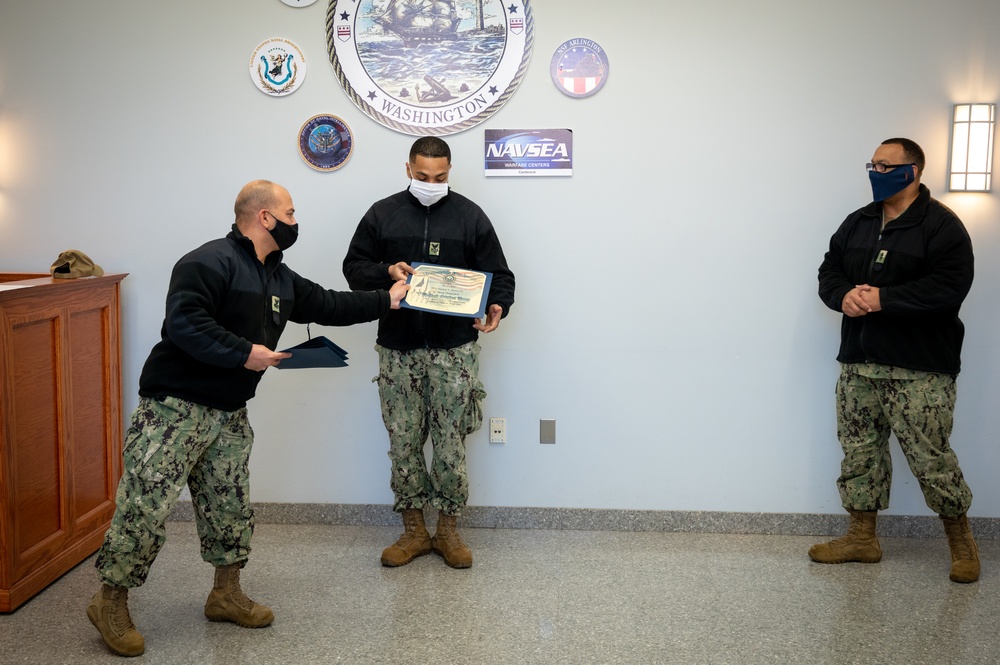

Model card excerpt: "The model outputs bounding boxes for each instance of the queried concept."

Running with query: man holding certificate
[87,180,408,656]
[343,137,515,569]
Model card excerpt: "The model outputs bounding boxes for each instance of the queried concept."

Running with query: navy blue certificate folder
[276,336,349,369]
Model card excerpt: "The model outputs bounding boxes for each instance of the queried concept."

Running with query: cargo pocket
[461,380,487,435]
[104,530,137,555]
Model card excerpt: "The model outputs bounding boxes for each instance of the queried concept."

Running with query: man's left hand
[473,304,503,333]
[388,279,409,309]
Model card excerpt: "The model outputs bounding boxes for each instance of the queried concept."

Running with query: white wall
[2,0,999,517]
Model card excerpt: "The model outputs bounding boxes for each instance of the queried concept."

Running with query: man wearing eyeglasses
[813,138,979,583]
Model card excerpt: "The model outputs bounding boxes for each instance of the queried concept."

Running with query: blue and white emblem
[326,0,533,136]
[298,114,354,171]
[249,38,307,96]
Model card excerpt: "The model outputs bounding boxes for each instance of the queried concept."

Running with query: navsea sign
[326,0,533,136]
[484,129,573,177]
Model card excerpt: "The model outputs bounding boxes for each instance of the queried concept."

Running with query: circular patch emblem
[550,38,608,98]
[250,38,307,96]
[298,114,354,171]
[326,0,534,136]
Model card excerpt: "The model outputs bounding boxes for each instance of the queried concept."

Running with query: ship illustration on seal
[327,0,533,135]
[375,0,502,45]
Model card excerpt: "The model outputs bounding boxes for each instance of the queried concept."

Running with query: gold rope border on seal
[326,0,534,137]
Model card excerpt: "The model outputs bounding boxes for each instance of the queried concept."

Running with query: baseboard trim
[167,503,1000,539]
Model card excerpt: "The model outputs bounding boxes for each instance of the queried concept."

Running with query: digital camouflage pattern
[375,342,485,516]
[96,396,255,588]
[835,362,972,517]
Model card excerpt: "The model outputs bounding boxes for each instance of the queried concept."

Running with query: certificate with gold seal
[401,263,493,319]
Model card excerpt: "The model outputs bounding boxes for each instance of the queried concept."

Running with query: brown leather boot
[432,512,473,568]
[87,584,145,657]
[941,513,980,583]
[381,508,432,567]
[808,509,882,564]
[204,564,274,627]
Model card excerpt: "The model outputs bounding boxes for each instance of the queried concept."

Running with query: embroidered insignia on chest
[429,242,440,256]
[272,295,281,313]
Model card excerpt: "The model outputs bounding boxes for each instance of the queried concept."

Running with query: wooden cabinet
[0,273,126,612]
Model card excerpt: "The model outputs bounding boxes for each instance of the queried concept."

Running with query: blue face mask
[869,166,915,202]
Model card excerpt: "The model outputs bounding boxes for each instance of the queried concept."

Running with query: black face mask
[266,212,298,251]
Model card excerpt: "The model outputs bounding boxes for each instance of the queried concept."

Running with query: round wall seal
[298,114,354,171]
[250,38,307,96]
[550,38,608,98]
[280,0,319,6]
[326,0,534,136]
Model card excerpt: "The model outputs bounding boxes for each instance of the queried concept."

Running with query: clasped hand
[842,284,882,317]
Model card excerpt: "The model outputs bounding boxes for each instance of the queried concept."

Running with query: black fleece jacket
[343,189,515,351]
[818,185,974,375]
[139,225,390,410]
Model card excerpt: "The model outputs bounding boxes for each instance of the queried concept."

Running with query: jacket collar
[405,188,451,211]
[859,184,931,229]
[228,224,283,267]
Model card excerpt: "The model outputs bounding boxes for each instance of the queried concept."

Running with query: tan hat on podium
[50,250,105,279]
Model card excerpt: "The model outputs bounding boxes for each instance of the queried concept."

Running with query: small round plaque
[250,38,306,96]
[550,38,609,98]
[298,114,354,172]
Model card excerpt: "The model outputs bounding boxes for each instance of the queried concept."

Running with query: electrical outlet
[540,419,556,444]
[489,417,506,443]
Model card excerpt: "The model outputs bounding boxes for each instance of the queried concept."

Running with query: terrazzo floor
[2,521,998,664]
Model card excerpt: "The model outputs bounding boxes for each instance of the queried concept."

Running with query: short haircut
[234,180,278,223]
[409,136,451,163]
[881,137,926,175]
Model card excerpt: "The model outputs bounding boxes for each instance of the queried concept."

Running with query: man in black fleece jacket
[87,180,408,656]
[344,137,515,570]
[811,138,979,583]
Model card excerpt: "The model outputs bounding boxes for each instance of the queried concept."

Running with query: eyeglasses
[866,162,915,173]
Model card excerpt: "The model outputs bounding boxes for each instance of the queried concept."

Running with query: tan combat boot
[432,512,473,568]
[941,513,980,583]
[381,508,432,567]
[87,584,145,657]
[204,564,274,627]
[808,509,882,564]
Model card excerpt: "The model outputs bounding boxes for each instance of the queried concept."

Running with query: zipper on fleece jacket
[416,206,431,347]
[258,260,277,349]
[859,226,885,363]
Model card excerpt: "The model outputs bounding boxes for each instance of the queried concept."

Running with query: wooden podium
[0,272,126,612]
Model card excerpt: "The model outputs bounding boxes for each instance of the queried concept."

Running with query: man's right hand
[244,343,292,371]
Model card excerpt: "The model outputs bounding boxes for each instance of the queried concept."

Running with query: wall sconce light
[948,103,995,192]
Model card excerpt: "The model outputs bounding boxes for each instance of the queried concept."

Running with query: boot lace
[227,571,256,612]
[396,530,423,548]
[438,528,467,550]
[111,592,136,634]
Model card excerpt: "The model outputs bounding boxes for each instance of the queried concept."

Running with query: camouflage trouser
[95,396,255,588]
[374,342,486,516]
[835,363,972,517]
